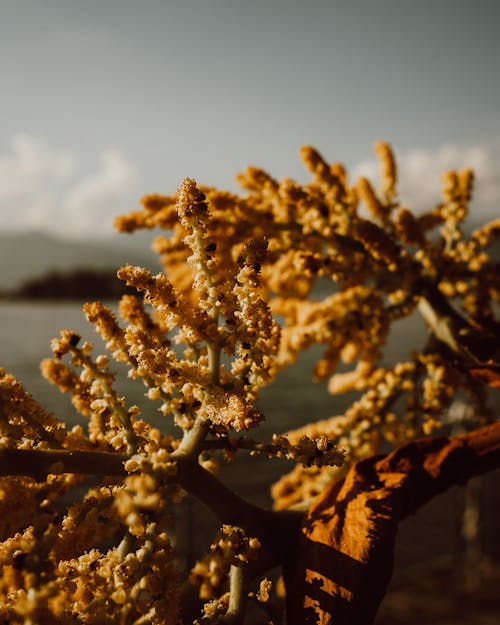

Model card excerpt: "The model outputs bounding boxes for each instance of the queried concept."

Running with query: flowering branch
[0,142,498,624]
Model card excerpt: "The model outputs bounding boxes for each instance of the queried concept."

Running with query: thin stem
[224,564,249,625]
[19,412,64,449]
[132,610,155,625]
[174,416,210,459]
[174,341,220,460]
[117,531,134,561]
[208,343,221,384]
[73,347,138,456]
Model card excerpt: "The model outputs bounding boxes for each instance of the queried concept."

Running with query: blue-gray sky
[1,0,499,238]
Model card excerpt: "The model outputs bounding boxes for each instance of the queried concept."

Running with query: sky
[1,0,499,239]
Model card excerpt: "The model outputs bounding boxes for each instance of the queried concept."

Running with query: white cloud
[0,134,139,238]
[353,141,500,221]
[63,150,139,235]
[1,135,498,239]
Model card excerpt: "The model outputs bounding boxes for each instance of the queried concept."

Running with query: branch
[284,420,500,625]
[224,564,250,625]
[174,456,302,566]
[174,416,210,459]
[0,447,127,477]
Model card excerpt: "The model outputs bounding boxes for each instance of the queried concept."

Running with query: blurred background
[1,1,499,622]
[1,0,500,284]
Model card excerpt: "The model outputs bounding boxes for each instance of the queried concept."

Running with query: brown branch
[284,421,500,625]
[0,447,127,477]
[174,456,302,565]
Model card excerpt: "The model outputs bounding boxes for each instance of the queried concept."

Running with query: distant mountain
[0,231,161,290]
[11,268,139,301]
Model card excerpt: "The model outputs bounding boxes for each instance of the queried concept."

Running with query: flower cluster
[0,367,68,450]
[190,525,261,601]
[0,142,498,622]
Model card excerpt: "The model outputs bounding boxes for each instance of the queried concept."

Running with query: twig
[224,564,249,625]
[174,416,210,459]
